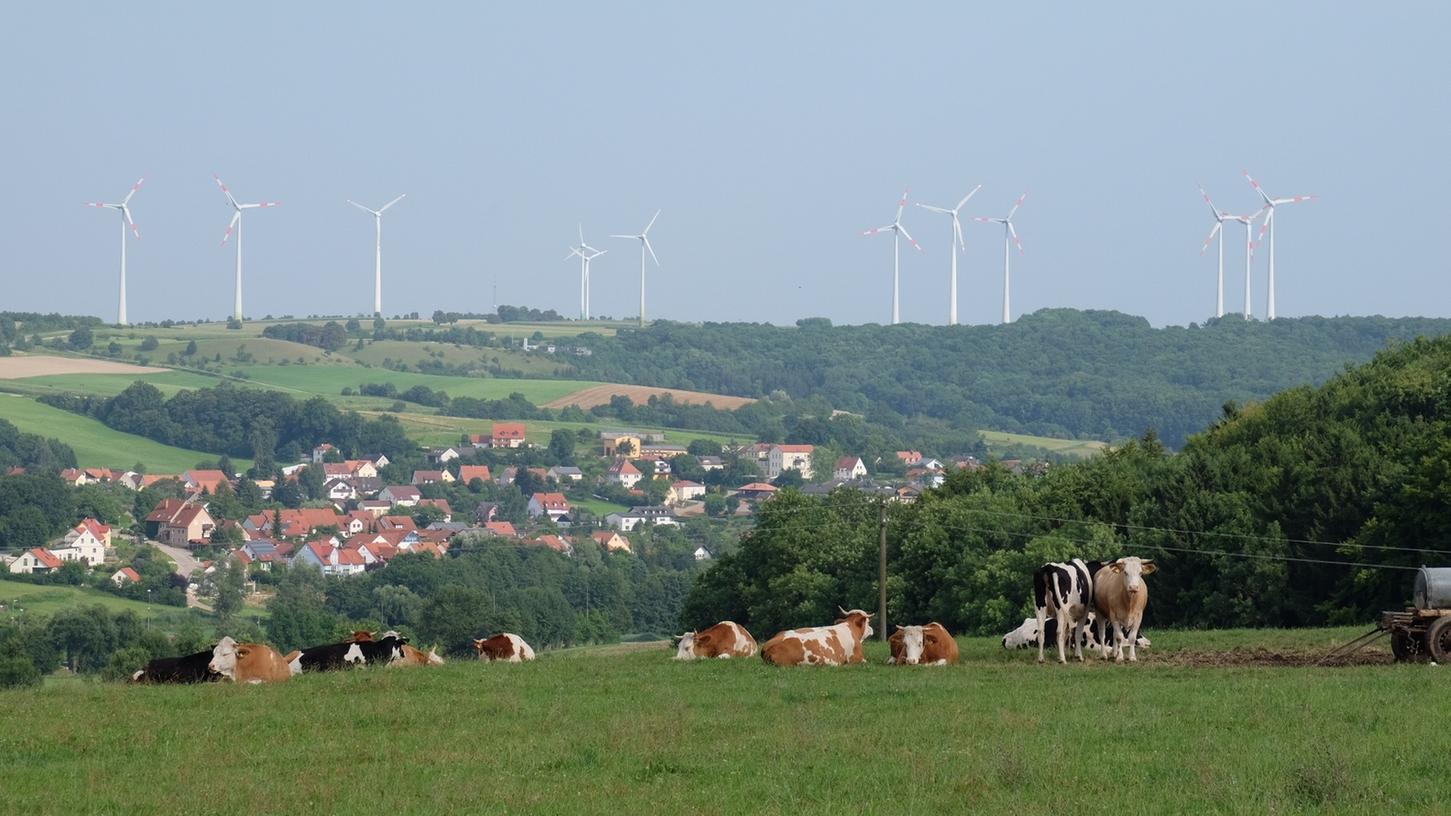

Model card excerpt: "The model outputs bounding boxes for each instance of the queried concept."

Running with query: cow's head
[208,636,240,680]
[837,607,875,641]
[376,635,407,662]
[673,631,697,660]
[1108,557,1156,594]
[425,647,444,666]
[894,625,926,664]
[350,630,375,642]
[1002,618,1038,649]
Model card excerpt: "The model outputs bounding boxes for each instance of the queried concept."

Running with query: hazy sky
[2,3,1446,327]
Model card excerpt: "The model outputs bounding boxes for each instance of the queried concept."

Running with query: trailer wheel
[1391,629,1426,662]
[1428,618,1451,663]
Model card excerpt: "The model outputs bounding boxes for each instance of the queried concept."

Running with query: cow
[761,607,874,667]
[888,622,959,666]
[285,633,409,674]
[391,643,445,667]
[1001,615,1151,651]
[131,649,221,684]
[674,621,758,660]
[1093,556,1156,662]
[208,637,292,684]
[473,633,536,663]
[1033,558,1105,664]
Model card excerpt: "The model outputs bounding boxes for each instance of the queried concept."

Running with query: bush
[102,646,152,683]
[0,656,41,689]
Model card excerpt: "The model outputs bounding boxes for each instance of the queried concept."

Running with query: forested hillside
[684,335,1451,634]
[574,310,1451,447]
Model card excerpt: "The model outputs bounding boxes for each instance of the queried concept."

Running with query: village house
[483,520,518,538]
[58,468,96,487]
[182,469,230,495]
[490,422,528,449]
[457,465,493,485]
[833,456,868,481]
[667,480,706,505]
[547,465,584,483]
[53,518,110,567]
[639,441,688,458]
[426,446,464,464]
[600,432,643,457]
[767,444,815,479]
[527,492,572,522]
[697,455,725,471]
[895,450,924,466]
[358,499,393,517]
[694,546,713,561]
[411,469,455,486]
[7,548,63,575]
[535,534,573,555]
[294,540,369,577]
[606,459,643,489]
[234,539,284,572]
[145,499,216,547]
[110,566,141,586]
[323,477,358,502]
[379,485,422,507]
[734,482,779,503]
[605,506,678,532]
[311,443,338,463]
[590,530,633,553]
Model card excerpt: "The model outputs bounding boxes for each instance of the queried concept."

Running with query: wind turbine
[214,174,279,322]
[974,193,1027,324]
[862,189,923,325]
[86,177,143,326]
[917,185,981,325]
[1243,170,1316,320]
[347,194,406,317]
[1227,211,1261,319]
[566,225,607,320]
[611,210,660,327]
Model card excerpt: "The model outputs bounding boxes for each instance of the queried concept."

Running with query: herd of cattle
[131,555,1156,682]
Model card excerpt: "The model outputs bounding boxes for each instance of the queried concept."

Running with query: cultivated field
[0,396,249,472]
[0,627,1440,815]
[544,383,757,410]
[0,355,166,379]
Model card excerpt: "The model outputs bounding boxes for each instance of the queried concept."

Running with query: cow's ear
[1140,561,1157,575]
[235,646,250,657]
[1108,562,1124,573]
[894,624,903,632]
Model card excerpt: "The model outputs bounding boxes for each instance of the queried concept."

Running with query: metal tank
[1411,566,1451,610]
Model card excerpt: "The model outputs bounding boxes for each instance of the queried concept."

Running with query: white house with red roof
[8,548,63,575]
[294,540,369,577]
[527,492,572,522]
[182,469,230,495]
[833,456,868,481]
[491,422,528,448]
[767,444,815,479]
[110,566,142,586]
[607,458,643,489]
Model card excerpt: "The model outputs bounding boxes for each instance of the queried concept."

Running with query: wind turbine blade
[122,177,145,206]
[609,234,635,240]
[1257,207,1274,243]
[955,185,982,211]
[954,218,965,252]
[643,209,661,235]
[123,207,140,239]
[897,224,922,252]
[1242,169,1274,206]
[592,248,608,258]
[1198,184,1223,220]
[257,201,280,208]
[643,236,659,266]
[220,211,241,246]
[1008,222,1024,253]
[379,194,406,212]
[895,188,909,222]
[86,202,113,209]
[864,224,895,235]
[565,248,581,262]
[214,174,239,208]
[1200,222,1222,255]
[916,203,951,214]
[578,223,586,245]
[347,200,375,215]
[971,216,1000,224]
[1007,192,1028,220]
[1273,194,1316,205]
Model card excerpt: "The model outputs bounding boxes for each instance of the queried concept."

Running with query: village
[2,421,1004,597]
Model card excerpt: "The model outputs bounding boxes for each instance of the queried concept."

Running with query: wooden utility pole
[878,499,889,641]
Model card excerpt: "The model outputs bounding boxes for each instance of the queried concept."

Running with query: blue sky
[1,3,1445,327]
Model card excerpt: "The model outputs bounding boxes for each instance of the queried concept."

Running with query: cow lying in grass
[132,648,221,684]
[209,637,292,684]
[674,621,758,660]
[762,608,874,667]
[473,633,535,662]
[887,622,959,666]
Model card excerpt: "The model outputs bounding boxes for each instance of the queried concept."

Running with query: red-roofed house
[411,469,454,486]
[59,468,95,487]
[734,482,779,502]
[527,492,571,522]
[591,530,632,554]
[110,566,142,586]
[145,499,216,546]
[417,499,452,521]
[491,422,527,448]
[294,541,368,577]
[182,469,230,495]
[457,465,493,485]
[895,450,923,466]
[379,485,422,507]
[535,534,573,554]
[377,515,418,533]
[607,458,642,489]
[833,456,868,481]
[484,521,518,538]
[767,444,815,479]
[55,518,111,566]
[7,548,63,575]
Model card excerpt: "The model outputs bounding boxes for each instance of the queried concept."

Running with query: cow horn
[838,605,848,615]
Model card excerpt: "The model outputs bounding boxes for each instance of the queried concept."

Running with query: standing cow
[208,637,292,684]
[674,621,758,660]
[1033,558,1105,664]
[1093,556,1156,662]
[761,608,874,667]
[888,622,959,666]
[473,633,536,663]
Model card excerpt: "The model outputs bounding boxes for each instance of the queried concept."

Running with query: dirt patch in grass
[0,355,166,379]
[1150,647,1395,668]
[543,383,755,410]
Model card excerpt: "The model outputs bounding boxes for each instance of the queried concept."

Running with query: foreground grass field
[1,628,1443,815]
[0,396,249,472]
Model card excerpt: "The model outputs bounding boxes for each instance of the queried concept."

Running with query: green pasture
[0,627,1441,815]
[0,396,248,472]
[0,578,181,621]
[230,364,602,403]
[978,429,1111,459]
[377,409,748,450]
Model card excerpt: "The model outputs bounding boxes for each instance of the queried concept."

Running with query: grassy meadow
[0,578,180,621]
[0,396,249,472]
[0,628,1443,815]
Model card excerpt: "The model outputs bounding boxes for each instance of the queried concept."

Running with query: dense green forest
[684,335,1451,635]
[573,310,1451,447]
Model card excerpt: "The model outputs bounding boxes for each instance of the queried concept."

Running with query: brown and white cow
[473,633,536,663]
[392,643,445,667]
[674,621,758,660]
[887,622,959,666]
[1093,556,1156,662]
[761,607,874,667]
[208,636,292,684]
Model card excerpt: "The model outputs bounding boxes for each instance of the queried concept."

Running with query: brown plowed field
[0,355,167,379]
[543,384,755,410]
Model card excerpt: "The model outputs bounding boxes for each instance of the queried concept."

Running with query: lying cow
[761,607,874,667]
[1093,556,1156,662]
[284,633,409,674]
[1033,558,1105,664]
[392,644,445,667]
[132,648,221,684]
[208,636,292,684]
[888,622,959,666]
[674,621,758,660]
[1001,615,1151,651]
[473,633,536,663]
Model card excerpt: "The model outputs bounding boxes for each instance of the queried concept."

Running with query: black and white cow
[131,648,222,684]
[1032,558,1105,664]
[284,634,409,674]
[1001,614,1151,651]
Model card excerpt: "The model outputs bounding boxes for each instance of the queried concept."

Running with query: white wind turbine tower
[916,185,981,325]
[565,225,607,320]
[347,194,406,317]
[1228,211,1261,319]
[1243,170,1316,320]
[862,189,923,325]
[611,210,660,327]
[974,193,1027,324]
[214,174,280,322]
[86,177,144,326]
